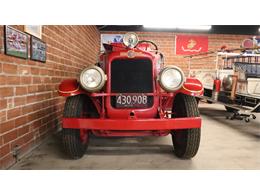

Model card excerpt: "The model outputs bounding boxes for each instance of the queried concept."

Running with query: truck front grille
[110,58,154,108]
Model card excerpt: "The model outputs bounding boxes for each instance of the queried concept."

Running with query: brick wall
[0,25,100,169]
[101,31,253,74]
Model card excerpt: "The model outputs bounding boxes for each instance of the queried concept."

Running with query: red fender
[178,77,204,96]
[159,77,203,111]
[146,77,203,111]
[58,79,84,97]
[58,79,102,115]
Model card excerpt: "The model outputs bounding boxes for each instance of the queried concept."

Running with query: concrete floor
[11,103,260,170]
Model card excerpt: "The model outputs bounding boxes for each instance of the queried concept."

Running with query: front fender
[58,79,84,97]
[160,78,203,111]
[178,77,204,96]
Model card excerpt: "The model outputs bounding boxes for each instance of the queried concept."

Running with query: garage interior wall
[102,31,250,74]
[0,25,100,169]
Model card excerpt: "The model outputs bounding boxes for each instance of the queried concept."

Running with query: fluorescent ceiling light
[177,25,212,30]
[259,27,260,32]
[143,25,212,31]
[143,25,178,29]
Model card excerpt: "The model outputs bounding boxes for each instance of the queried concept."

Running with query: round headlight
[158,66,185,92]
[80,66,106,92]
[123,32,139,48]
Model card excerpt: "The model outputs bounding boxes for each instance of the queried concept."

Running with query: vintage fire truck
[188,46,260,122]
[58,32,203,159]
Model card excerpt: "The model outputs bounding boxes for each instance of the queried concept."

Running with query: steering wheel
[137,40,158,53]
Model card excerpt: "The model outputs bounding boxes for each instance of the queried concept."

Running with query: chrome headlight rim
[123,32,139,48]
[158,65,185,92]
[79,66,106,92]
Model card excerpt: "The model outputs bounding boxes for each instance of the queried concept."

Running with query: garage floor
[10,103,260,170]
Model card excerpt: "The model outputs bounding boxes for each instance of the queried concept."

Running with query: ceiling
[97,25,260,35]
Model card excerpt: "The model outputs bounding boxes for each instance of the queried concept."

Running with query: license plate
[116,94,148,108]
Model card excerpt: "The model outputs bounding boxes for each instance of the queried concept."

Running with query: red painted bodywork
[63,117,201,130]
[58,42,203,137]
[58,79,82,97]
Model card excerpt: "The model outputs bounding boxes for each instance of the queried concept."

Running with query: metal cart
[186,49,260,122]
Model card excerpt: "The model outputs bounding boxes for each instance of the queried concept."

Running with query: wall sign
[24,25,42,39]
[100,34,123,51]
[31,36,46,62]
[4,25,29,59]
[175,35,208,55]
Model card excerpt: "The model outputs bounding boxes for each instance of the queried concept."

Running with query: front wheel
[62,95,92,159]
[171,94,201,159]
[62,128,89,159]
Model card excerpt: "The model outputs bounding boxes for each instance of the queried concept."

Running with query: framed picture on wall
[24,25,42,39]
[4,25,29,59]
[30,36,46,62]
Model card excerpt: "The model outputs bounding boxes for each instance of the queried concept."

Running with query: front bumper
[62,117,201,130]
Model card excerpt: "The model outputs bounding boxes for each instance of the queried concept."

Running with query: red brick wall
[101,31,253,74]
[0,25,100,169]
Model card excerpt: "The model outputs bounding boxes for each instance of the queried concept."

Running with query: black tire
[171,94,201,159]
[62,95,90,159]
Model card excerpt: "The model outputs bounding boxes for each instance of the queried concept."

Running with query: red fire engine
[58,32,203,159]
